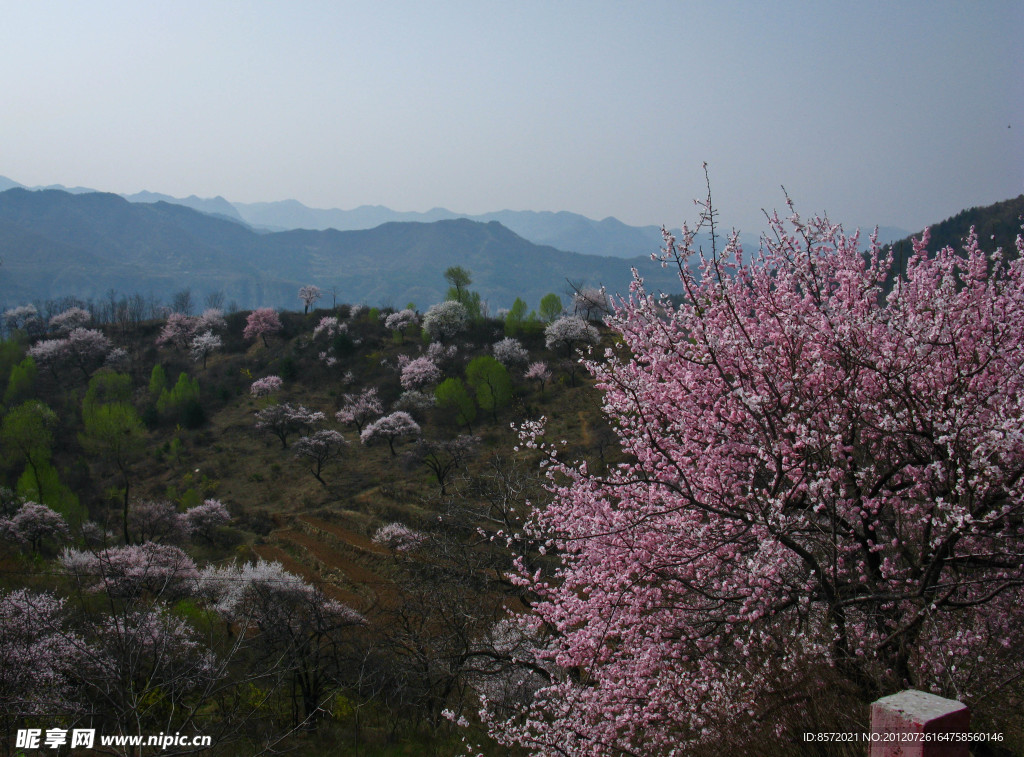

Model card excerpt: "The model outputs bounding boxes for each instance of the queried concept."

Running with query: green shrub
[4,356,37,406]
[85,371,132,408]
[149,364,167,397]
[466,355,513,420]
[157,373,203,427]
[435,377,477,431]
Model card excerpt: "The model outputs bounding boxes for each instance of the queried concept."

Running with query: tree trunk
[121,472,131,545]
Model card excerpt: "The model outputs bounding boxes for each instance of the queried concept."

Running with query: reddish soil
[251,542,358,606]
[298,515,390,555]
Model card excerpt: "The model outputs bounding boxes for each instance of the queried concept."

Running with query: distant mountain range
[0,175,678,259]
[231,201,673,259]
[10,174,992,315]
[0,188,689,311]
[0,174,912,259]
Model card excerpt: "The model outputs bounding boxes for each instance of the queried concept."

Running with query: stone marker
[870,689,969,757]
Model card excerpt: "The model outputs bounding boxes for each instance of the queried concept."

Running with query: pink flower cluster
[400,356,441,390]
[335,387,382,433]
[483,209,1024,754]
[250,375,284,397]
[372,522,427,552]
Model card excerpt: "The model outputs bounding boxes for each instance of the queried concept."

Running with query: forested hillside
[883,194,1024,281]
[0,282,615,755]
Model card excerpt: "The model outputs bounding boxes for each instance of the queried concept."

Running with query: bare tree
[171,288,194,317]
[205,290,226,310]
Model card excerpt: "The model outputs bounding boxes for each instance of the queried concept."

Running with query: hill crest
[0,188,683,312]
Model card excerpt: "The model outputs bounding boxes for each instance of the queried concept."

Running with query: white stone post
[869,689,969,757]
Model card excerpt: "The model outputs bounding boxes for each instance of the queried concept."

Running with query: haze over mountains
[0,175,911,256]
[0,186,688,312]
[231,202,674,260]
[0,174,929,314]
[0,175,678,259]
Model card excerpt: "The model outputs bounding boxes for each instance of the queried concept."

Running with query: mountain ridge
[0,174,912,255]
[0,175,676,257]
[0,188,685,312]
[230,199,674,258]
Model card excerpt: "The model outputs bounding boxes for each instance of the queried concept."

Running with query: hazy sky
[2,1,1021,234]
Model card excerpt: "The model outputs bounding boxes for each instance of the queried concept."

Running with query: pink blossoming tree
[49,306,92,334]
[292,429,349,486]
[543,316,599,386]
[199,559,363,727]
[313,315,345,339]
[523,361,551,395]
[3,304,41,334]
[298,285,322,314]
[0,589,84,741]
[250,374,283,398]
[29,328,111,379]
[492,337,529,368]
[189,331,222,368]
[64,328,113,378]
[384,308,419,336]
[156,312,198,349]
[400,356,442,391]
[360,411,421,456]
[243,307,282,347]
[77,604,219,738]
[485,202,1024,754]
[184,498,232,539]
[5,502,70,553]
[372,522,428,552]
[61,542,200,600]
[127,499,190,544]
[335,387,383,433]
[254,402,325,449]
[198,307,227,332]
